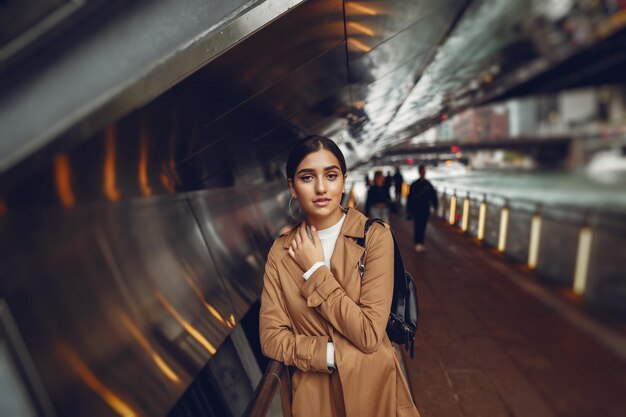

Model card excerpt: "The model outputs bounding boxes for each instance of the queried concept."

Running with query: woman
[259,135,420,417]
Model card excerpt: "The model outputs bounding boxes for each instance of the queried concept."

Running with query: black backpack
[356,219,419,358]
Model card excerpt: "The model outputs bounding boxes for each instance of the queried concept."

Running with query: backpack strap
[356,219,408,290]
[355,218,381,247]
[356,218,385,279]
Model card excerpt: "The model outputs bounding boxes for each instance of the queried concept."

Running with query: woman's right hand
[288,222,324,272]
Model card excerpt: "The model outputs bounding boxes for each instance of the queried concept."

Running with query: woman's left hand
[288,222,324,272]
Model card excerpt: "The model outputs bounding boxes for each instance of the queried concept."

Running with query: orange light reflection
[118,312,180,383]
[160,163,176,193]
[56,342,138,417]
[347,2,378,15]
[139,123,152,196]
[184,277,233,329]
[348,38,371,52]
[104,126,121,201]
[348,22,375,36]
[0,199,7,216]
[156,292,217,355]
[54,153,76,208]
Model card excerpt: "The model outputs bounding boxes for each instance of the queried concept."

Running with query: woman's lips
[313,198,330,207]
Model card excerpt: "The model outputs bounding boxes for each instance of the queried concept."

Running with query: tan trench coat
[260,208,420,417]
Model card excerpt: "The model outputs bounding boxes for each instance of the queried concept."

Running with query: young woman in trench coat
[260,135,420,417]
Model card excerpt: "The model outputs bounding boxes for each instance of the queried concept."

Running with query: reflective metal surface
[0,183,286,416]
[0,0,303,173]
[344,0,467,155]
[188,187,278,319]
[389,0,626,145]
[0,0,95,66]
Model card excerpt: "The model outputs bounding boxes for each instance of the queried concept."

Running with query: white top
[302,213,346,369]
[304,212,346,274]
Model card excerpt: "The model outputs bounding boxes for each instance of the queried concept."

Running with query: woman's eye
[327,173,338,180]
[300,175,313,182]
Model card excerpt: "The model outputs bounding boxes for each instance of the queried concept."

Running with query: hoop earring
[288,196,301,219]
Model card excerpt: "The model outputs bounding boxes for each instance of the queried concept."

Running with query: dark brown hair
[285,135,347,181]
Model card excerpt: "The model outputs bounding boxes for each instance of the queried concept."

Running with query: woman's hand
[288,222,324,272]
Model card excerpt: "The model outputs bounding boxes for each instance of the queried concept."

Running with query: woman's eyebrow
[296,168,315,175]
[296,165,340,175]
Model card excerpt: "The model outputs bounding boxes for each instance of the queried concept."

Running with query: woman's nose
[316,179,326,193]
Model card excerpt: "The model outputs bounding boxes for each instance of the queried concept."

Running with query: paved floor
[390,215,626,417]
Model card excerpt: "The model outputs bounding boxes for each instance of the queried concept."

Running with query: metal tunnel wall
[0,183,284,416]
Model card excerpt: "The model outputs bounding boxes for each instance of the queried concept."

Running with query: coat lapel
[329,235,364,288]
[280,254,304,290]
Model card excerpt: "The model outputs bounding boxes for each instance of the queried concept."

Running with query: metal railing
[243,360,292,417]
[435,186,626,311]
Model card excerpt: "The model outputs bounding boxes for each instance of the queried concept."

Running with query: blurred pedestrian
[366,170,392,223]
[407,165,438,252]
[393,167,404,207]
[384,171,396,213]
[384,171,393,194]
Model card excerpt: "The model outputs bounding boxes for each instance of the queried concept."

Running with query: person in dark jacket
[383,172,393,194]
[392,167,404,207]
[406,165,438,252]
[366,171,391,223]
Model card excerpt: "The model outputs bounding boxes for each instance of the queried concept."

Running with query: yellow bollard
[461,198,470,232]
[449,196,457,225]
[477,202,487,240]
[573,227,593,295]
[527,214,542,269]
[498,207,509,252]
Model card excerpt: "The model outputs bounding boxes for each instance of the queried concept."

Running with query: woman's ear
[287,178,296,197]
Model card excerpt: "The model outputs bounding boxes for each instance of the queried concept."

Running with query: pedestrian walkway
[389,215,626,417]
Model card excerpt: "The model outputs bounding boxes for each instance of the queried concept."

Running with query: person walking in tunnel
[384,171,393,193]
[260,135,420,417]
[365,170,392,223]
[393,167,404,207]
[407,165,438,253]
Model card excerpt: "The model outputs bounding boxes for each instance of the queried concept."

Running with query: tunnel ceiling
[1,0,626,183]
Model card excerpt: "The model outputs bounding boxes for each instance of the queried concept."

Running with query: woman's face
[289,149,346,221]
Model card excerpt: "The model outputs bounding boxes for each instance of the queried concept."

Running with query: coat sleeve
[259,243,331,373]
[299,224,393,354]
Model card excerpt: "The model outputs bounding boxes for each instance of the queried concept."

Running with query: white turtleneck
[302,212,346,369]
